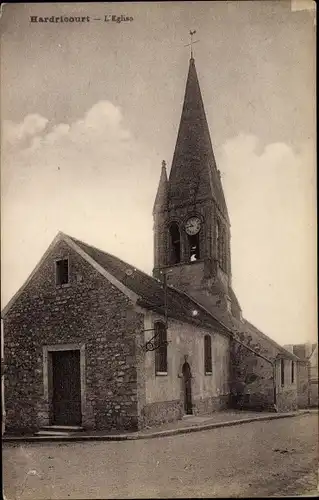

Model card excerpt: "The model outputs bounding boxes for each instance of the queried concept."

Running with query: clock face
[185,216,201,235]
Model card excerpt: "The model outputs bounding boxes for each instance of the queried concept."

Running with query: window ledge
[205,372,213,376]
[56,283,71,289]
[156,372,168,376]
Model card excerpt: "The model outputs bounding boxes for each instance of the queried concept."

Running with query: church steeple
[153,53,236,317]
[168,56,228,220]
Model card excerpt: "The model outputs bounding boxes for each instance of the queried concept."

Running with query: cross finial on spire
[184,29,199,59]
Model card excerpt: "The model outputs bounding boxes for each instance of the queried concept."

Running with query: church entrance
[51,350,82,426]
[182,361,193,415]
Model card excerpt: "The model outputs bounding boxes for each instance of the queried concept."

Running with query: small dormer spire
[153,160,168,215]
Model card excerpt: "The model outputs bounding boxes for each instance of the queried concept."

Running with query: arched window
[188,233,200,262]
[169,223,181,264]
[155,322,167,374]
[204,334,212,374]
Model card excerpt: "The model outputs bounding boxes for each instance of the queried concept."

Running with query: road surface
[3,413,318,499]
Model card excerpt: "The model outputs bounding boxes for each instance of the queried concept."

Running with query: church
[2,54,300,434]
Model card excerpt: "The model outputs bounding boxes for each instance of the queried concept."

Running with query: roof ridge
[66,236,234,335]
[244,320,301,361]
[67,234,150,277]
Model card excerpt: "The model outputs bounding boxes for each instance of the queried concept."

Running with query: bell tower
[153,53,241,318]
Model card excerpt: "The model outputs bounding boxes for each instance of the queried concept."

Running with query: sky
[1,1,316,345]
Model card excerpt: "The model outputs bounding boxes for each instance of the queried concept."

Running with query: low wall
[193,395,230,414]
[141,394,230,428]
[142,400,183,427]
[235,388,275,412]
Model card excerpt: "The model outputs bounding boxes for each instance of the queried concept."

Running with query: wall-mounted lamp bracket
[144,332,169,352]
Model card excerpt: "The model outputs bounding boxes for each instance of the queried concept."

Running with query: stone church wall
[140,312,230,427]
[165,261,205,293]
[3,241,143,433]
[230,328,298,412]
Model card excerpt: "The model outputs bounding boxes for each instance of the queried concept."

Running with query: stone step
[42,425,84,432]
[36,430,72,436]
[35,425,84,436]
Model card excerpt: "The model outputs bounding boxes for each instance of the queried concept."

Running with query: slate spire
[153,160,168,215]
[168,56,229,220]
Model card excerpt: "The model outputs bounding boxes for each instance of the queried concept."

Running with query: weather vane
[184,29,200,59]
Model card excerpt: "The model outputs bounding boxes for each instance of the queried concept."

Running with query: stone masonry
[4,240,144,433]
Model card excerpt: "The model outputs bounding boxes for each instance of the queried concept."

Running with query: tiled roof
[68,235,229,335]
[243,321,300,362]
[68,234,300,361]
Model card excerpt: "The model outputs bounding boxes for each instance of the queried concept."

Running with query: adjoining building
[284,343,318,409]
[2,55,300,434]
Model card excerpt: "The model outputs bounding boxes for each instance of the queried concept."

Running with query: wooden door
[52,350,81,426]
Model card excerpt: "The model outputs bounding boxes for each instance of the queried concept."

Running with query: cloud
[2,100,155,197]
[26,101,132,153]
[3,114,48,148]
[219,134,316,343]
[1,101,159,306]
